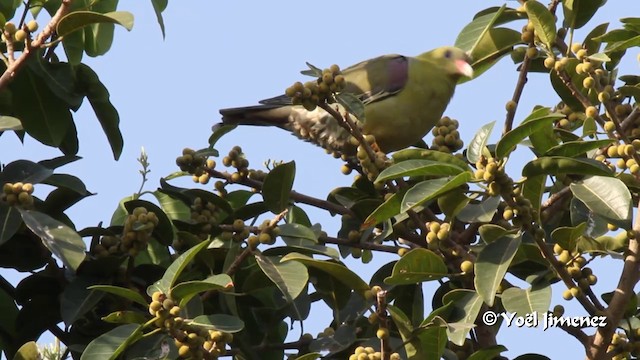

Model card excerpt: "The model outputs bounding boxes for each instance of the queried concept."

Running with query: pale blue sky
[1,1,638,358]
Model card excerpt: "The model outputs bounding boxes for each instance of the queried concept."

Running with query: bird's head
[421,46,474,79]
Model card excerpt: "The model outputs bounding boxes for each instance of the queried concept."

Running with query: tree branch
[589,199,640,359]
[0,0,73,90]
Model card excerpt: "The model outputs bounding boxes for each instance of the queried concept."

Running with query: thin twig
[208,168,356,218]
[503,48,532,135]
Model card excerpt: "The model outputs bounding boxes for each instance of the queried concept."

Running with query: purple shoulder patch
[387,56,409,93]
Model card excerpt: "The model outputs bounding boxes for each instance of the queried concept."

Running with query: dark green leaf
[501,280,551,315]
[11,67,73,147]
[525,0,557,49]
[544,139,615,157]
[475,234,522,306]
[80,324,142,360]
[191,314,244,333]
[280,252,369,293]
[523,156,613,177]
[208,123,237,150]
[455,5,507,53]
[570,176,631,223]
[57,11,133,37]
[385,249,448,285]
[170,274,233,305]
[563,0,606,29]
[147,240,210,295]
[375,159,463,183]
[0,202,21,246]
[583,23,609,55]
[88,285,148,306]
[392,148,469,170]
[153,190,191,222]
[256,254,308,302]
[76,64,123,160]
[262,161,295,213]
[0,159,53,184]
[336,92,365,121]
[150,0,168,38]
[457,196,501,223]
[495,113,565,158]
[19,209,86,271]
[401,172,472,213]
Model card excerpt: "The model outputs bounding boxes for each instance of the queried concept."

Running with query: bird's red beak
[455,59,474,78]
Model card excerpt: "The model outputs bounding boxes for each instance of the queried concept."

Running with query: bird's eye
[444,50,452,59]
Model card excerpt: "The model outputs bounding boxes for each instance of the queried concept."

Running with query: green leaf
[570,176,632,223]
[262,161,295,213]
[584,23,610,55]
[457,196,501,223]
[153,190,191,222]
[19,209,86,271]
[0,202,21,246]
[80,324,142,360]
[478,224,517,243]
[587,52,611,62]
[13,341,39,360]
[544,139,615,157]
[148,240,210,295]
[42,173,91,195]
[278,223,318,242]
[501,281,551,315]
[336,92,365,121]
[466,27,524,81]
[0,160,54,185]
[171,274,233,305]
[401,172,472,213]
[11,67,73,147]
[294,353,321,360]
[256,254,308,301]
[150,0,168,38]
[388,304,441,360]
[523,156,613,177]
[361,189,406,228]
[443,290,483,346]
[57,11,133,37]
[455,5,507,53]
[101,311,148,325]
[76,64,123,160]
[524,0,556,49]
[495,113,565,158]
[385,248,448,285]
[0,116,22,130]
[122,199,174,246]
[280,253,369,293]
[375,159,463,183]
[88,285,148,307]
[393,148,469,170]
[467,121,495,164]
[563,0,606,30]
[475,234,522,306]
[191,314,244,333]
[552,223,586,252]
[60,277,106,326]
[208,123,237,149]
[605,35,640,54]
[468,346,508,360]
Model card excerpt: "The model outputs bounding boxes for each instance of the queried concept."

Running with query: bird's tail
[219,105,291,127]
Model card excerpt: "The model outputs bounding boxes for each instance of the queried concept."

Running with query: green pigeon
[218,46,473,155]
